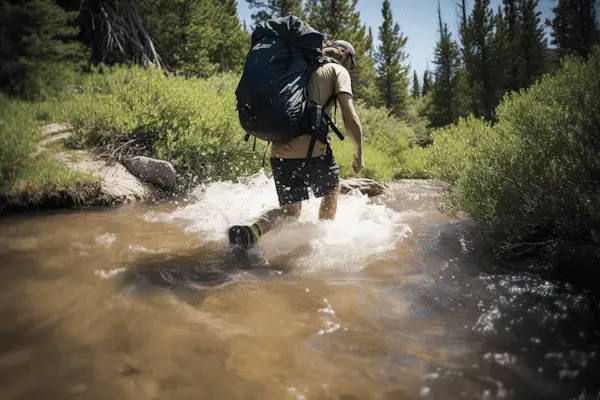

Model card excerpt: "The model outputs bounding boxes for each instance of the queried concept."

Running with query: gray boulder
[122,156,178,190]
[340,178,387,197]
[55,150,162,204]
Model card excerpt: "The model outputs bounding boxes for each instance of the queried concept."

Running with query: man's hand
[351,154,364,174]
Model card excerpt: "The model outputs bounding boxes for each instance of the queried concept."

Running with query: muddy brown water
[1,176,599,400]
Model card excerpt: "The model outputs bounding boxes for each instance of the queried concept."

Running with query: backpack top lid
[251,15,324,66]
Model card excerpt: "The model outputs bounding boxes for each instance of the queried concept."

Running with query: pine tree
[247,0,303,25]
[428,2,462,128]
[458,0,473,88]
[502,0,521,93]
[519,0,548,87]
[464,0,497,120]
[211,0,250,73]
[411,70,420,99]
[140,0,217,75]
[306,0,378,107]
[457,0,476,115]
[358,26,380,107]
[0,0,87,99]
[367,27,374,56]
[494,0,548,100]
[78,0,162,68]
[421,70,432,96]
[374,0,410,117]
[492,5,510,98]
[548,0,600,59]
[141,0,248,76]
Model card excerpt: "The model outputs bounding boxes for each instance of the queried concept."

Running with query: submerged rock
[122,156,178,191]
[340,178,387,197]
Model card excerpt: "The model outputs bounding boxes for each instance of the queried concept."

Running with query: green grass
[0,95,101,211]
[0,95,41,193]
[5,151,100,205]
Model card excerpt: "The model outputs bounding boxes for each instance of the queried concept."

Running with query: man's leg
[312,146,341,221]
[318,183,340,220]
[229,157,307,250]
[254,201,302,235]
[229,202,302,249]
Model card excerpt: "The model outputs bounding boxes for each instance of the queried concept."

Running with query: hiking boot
[228,224,260,250]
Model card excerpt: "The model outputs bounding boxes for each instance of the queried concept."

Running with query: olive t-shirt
[271,63,353,159]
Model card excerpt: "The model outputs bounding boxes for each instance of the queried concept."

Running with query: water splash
[145,171,412,274]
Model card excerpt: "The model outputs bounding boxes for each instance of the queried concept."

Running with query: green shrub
[57,66,417,183]
[330,139,400,181]
[395,146,431,179]
[427,47,600,259]
[58,66,267,183]
[329,100,415,180]
[352,100,415,158]
[405,95,432,146]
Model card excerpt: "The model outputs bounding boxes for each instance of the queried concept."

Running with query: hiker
[229,39,365,249]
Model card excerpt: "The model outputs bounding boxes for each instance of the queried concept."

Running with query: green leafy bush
[331,139,401,181]
[328,99,415,180]
[352,100,415,158]
[58,66,417,183]
[395,146,431,179]
[58,66,267,183]
[427,47,600,260]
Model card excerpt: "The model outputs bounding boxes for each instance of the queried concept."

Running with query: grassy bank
[424,48,600,266]
[0,96,99,212]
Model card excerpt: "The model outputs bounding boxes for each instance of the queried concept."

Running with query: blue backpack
[235,16,344,158]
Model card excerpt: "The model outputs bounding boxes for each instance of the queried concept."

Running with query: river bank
[0,122,392,216]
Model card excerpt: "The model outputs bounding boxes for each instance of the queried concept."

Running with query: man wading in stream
[229,16,365,250]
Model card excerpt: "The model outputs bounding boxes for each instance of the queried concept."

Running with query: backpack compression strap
[323,94,344,140]
[306,94,345,158]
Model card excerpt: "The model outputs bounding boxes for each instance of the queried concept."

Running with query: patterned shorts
[270,147,340,206]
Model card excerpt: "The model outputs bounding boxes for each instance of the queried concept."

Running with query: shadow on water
[0,231,271,399]
[116,244,290,305]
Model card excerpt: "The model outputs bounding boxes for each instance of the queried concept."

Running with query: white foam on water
[145,171,412,274]
[95,233,117,247]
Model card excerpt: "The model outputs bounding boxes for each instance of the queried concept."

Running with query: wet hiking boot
[228,224,261,250]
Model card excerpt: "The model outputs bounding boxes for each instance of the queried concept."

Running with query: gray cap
[332,40,358,68]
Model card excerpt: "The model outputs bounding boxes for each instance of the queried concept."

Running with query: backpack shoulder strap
[318,56,341,66]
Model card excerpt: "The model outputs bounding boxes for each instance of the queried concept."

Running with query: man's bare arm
[337,93,364,173]
[338,93,363,154]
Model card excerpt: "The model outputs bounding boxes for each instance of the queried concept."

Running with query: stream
[1,172,599,399]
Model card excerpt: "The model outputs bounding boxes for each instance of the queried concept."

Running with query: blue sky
[237,0,556,82]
